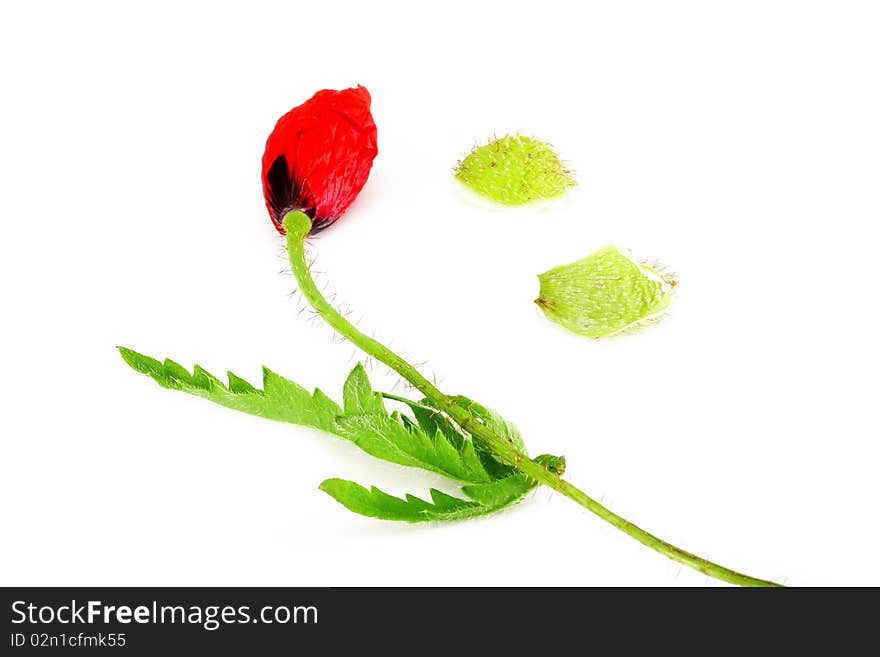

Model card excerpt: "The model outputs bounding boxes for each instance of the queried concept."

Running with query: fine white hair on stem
[291,242,446,396]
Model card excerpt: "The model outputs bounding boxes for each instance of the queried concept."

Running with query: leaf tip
[118,346,158,374]
[318,478,341,493]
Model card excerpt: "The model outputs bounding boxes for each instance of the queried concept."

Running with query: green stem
[283,211,782,587]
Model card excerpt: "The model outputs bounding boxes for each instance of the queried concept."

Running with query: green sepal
[454,134,575,205]
[536,245,675,338]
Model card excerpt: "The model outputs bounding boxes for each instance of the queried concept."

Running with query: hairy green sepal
[536,245,675,338]
[454,134,575,205]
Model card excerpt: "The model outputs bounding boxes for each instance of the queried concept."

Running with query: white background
[1,1,878,586]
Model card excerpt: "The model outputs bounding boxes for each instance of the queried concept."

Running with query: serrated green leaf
[311,388,343,420]
[318,479,444,521]
[333,413,492,483]
[319,471,542,523]
[120,347,491,483]
[397,395,525,479]
[406,402,466,450]
[342,363,385,416]
[449,396,528,454]
[227,371,257,394]
[410,394,527,455]
[121,347,564,523]
[120,347,341,432]
[460,474,533,507]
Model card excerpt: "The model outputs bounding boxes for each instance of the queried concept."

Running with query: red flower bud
[261,85,378,235]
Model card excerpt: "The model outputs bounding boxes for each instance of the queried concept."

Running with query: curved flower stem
[283,211,782,587]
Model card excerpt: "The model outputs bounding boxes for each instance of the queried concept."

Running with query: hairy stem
[283,211,782,587]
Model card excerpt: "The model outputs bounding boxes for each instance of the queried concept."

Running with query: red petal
[261,85,378,234]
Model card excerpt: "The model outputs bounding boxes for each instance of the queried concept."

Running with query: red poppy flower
[261,85,378,234]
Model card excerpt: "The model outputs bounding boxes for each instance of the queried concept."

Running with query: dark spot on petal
[265,155,315,227]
